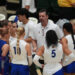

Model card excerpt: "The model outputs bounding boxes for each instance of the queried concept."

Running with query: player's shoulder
[10,39,17,46]
[20,40,27,45]
[65,34,71,38]
[57,43,63,52]
[57,43,62,47]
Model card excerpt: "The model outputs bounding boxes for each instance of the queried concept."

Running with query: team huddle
[0,8,75,75]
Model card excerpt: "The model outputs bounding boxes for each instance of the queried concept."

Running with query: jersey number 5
[51,50,56,58]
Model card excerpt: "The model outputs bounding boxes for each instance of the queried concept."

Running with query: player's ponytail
[16,29,20,55]
[71,26,75,49]
[17,27,25,55]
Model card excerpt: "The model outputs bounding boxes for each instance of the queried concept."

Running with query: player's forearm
[33,55,42,68]
[32,40,37,52]
[28,56,32,66]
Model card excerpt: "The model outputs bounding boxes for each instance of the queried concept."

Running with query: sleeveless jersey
[63,35,75,66]
[10,39,28,65]
[43,43,63,75]
[9,36,17,44]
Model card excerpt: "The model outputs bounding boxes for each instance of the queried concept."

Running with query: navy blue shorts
[0,59,2,74]
[63,61,75,73]
[53,69,64,75]
[0,57,9,75]
[11,64,29,75]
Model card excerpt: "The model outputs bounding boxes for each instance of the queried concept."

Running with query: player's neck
[19,36,24,40]
[11,33,16,37]
[65,32,71,36]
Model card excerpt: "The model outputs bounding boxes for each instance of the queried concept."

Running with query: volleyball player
[0,28,10,75]
[10,27,32,75]
[33,30,64,75]
[9,22,17,44]
[62,23,75,75]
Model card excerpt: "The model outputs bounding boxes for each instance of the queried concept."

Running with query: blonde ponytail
[17,31,20,54]
[16,27,25,55]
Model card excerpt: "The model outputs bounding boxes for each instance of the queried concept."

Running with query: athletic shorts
[53,69,64,75]
[11,64,29,75]
[63,61,75,73]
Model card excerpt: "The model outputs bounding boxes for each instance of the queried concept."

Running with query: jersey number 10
[13,47,21,54]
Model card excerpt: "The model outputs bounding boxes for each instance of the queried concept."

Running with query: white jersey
[63,35,75,66]
[10,39,28,65]
[9,36,17,44]
[43,43,63,75]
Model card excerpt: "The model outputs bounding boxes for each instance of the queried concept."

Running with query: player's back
[10,39,28,65]
[43,43,63,75]
[44,43,63,64]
